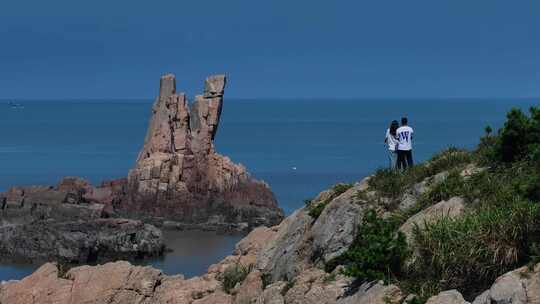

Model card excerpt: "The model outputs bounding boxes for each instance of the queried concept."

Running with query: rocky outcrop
[0,178,164,264]
[256,179,369,282]
[0,74,283,264]
[399,196,466,243]
[6,168,540,304]
[122,74,283,230]
[336,282,404,304]
[426,290,469,304]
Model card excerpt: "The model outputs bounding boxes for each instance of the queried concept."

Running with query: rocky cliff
[121,74,283,229]
[4,143,540,304]
[0,162,483,304]
[0,178,164,264]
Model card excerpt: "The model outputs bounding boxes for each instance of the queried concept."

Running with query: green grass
[222,263,254,294]
[368,148,473,201]
[407,199,540,298]
[323,107,540,301]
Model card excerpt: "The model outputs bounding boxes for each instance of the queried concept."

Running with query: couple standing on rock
[385,117,414,170]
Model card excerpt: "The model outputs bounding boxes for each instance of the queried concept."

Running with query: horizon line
[1,96,539,102]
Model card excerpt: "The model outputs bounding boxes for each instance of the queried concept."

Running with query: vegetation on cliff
[323,106,540,302]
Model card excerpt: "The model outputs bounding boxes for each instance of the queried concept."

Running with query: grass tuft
[222,263,254,294]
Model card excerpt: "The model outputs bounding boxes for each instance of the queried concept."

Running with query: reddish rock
[123,74,283,229]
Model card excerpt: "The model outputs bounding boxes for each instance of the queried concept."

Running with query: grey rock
[256,208,313,281]
[425,290,469,304]
[0,218,164,264]
[255,281,287,304]
[481,271,526,304]
[399,196,466,243]
[336,281,403,304]
[310,184,366,263]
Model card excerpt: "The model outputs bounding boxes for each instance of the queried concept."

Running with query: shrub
[426,148,473,175]
[308,203,327,219]
[326,210,409,283]
[514,172,540,202]
[411,199,540,298]
[493,107,540,163]
[308,183,353,219]
[332,183,354,196]
[261,273,272,289]
[222,263,253,294]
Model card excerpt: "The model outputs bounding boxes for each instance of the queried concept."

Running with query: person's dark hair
[390,120,399,136]
[401,117,408,125]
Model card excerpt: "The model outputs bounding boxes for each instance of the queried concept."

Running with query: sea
[0,98,538,281]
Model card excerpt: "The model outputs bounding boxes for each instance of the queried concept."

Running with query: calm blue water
[0,98,538,280]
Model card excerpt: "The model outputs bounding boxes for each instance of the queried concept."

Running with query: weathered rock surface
[257,179,369,282]
[426,290,470,304]
[122,74,283,230]
[0,178,164,264]
[0,261,216,304]
[336,281,404,304]
[7,167,540,304]
[399,196,466,243]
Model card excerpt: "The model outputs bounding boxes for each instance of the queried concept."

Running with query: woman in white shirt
[384,120,399,169]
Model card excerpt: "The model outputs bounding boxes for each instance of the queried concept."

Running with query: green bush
[426,148,473,175]
[308,183,353,219]
[411,199,540,298]
[494,107,540,163]
[222,263,253,294]
[326,210,409,283]
[308,203,327,219]
[332,183,354,195]
[514,171,540,202]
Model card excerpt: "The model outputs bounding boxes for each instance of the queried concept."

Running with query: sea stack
[123,74,283,229]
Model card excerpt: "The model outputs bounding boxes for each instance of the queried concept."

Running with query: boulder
[256,208,313,281]
[194,291,233,304]
[399,196,466,243]
[283,268,351,304]
[310,182,366,263]
[257,179,370,282]
[398,171,448,211]
[66,261,162,303]
[336,282,404,304]
[255,281,287,304]
[426,290,469,304]
[234,270,263,304]
[471,265,530,304]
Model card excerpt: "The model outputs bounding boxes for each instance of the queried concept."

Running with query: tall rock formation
[123,74,283,229]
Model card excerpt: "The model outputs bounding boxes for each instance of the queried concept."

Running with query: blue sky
[0,0,539,99]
